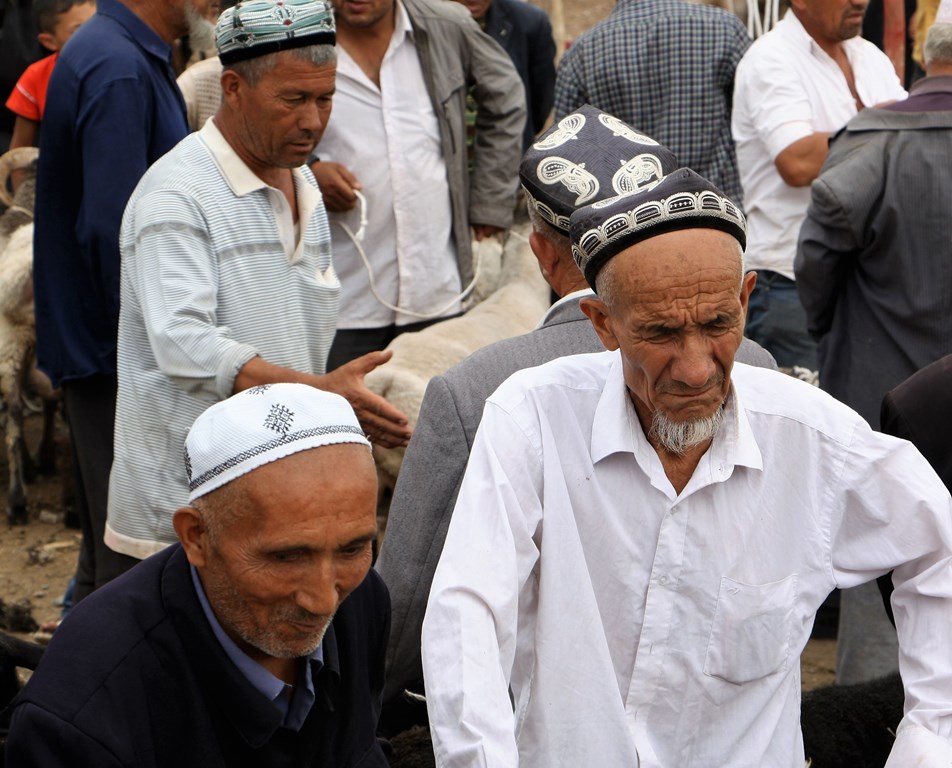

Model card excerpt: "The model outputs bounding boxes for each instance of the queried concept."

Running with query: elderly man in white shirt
[422,168,952,768]
[733,0,909,686]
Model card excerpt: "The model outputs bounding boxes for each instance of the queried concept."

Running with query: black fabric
[5,545,391,768]
[482,0,555,151]
[877,353,952,624]
[0,0,44,147]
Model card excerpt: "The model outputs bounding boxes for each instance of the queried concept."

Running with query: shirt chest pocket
[703,574,798,685]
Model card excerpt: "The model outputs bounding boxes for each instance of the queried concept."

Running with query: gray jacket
[404,0,526,285]
[796,99,952,426]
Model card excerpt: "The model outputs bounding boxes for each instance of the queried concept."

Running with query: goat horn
[0,147,40,209]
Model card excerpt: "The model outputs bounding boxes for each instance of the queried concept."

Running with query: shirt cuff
[216,344,260,400]
[886,722,952,767]
[765,120,815,161]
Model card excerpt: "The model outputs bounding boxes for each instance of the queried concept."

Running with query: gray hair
[924,23,952,67]
[227,44,337,86]
[526,201,571,253]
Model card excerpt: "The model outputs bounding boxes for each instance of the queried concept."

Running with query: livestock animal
[0,147,58,525]
[363,223,550,493]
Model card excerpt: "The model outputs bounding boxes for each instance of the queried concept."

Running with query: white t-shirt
[732,11,906,278]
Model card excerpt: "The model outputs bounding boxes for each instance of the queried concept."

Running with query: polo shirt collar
[98,0,174,63]
[590,352,764,477]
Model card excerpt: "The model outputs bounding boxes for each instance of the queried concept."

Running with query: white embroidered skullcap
[938,0,952,24]
[184,383,370,503]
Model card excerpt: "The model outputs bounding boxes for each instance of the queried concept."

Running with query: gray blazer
[376,295,776,701]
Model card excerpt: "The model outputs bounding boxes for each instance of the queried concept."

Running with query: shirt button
[658,576,668,585]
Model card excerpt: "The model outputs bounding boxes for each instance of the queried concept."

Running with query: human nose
[299,101,326,134]
[295,560,339,617]
[671,333,717,389]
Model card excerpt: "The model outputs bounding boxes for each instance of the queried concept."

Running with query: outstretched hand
[322,350,412,448]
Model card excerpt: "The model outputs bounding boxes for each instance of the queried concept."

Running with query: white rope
[339,190,485,321]
[746,0,780,39]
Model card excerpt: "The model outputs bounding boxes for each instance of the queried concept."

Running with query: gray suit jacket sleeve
[375,374,472,701]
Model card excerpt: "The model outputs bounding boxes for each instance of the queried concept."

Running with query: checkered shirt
[554,0,751,206]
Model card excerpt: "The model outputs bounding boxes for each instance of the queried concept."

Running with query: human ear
[173,507,210,567]
[739,270,757,317]
[580,296,620,352]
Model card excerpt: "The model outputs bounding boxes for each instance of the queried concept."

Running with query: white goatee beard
[649,405,724,456]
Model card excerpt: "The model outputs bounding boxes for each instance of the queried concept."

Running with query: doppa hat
[520,105,679,234]
[216,0,336,66]
[184,383,369,503]
[570,167,747,290]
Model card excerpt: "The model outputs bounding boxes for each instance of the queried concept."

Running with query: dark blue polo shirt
[33,0,188,387]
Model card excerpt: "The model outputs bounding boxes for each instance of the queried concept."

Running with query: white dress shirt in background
[317,0,460,328]
[732,10,905,279]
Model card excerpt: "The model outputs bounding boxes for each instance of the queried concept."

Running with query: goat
[0,147,59,525]
[363,224,550,493]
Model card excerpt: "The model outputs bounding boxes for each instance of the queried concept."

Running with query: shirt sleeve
[422,399,543,768]
[74,77,165,325]
[830,423,952,763]
[464,18,526,228]
[122,187,259,400]
[553,44,586,121]
[5,71,42,121]
[734,48,815,159]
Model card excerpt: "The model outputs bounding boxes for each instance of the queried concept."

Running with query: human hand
[310,161,362,212]
[322,351,412,448]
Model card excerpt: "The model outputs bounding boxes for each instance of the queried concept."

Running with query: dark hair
[32,0,93,35]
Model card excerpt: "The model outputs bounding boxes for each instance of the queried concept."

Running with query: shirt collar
[536,287,594,329]
[909,74,952,96]
[781,9,865,60]
[189,565,323,731]
[590,353,764,476]
[97,0,174,63]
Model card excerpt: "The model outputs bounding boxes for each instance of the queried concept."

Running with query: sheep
[0,147,59,525]
[363,222,551,494]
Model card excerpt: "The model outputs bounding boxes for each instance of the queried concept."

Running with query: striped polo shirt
[107,119,339,559]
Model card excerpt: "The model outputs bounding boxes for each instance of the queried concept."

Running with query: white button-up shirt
[317,1,460,328]
[732,11,905,278]
[423,351,952,768]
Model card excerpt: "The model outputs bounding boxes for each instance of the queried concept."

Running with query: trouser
[327,316,461,372]
[63,374,138,603]
[745,271,818,371]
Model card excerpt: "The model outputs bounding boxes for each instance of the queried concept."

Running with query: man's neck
[121,0,183,44]
[336,5,397,87]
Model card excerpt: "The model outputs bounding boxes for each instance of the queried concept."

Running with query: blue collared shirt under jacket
[33,0,188,387]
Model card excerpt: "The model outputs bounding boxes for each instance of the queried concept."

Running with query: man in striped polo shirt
[107,0,411,565]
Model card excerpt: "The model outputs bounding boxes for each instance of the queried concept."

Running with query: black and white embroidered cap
[520,104,679,234]
[184,383,369,503]
[570,167,747,290]
[216,0,336,66]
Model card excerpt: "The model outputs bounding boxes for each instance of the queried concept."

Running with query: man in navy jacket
[455,0,556,150]
[5,384,390,768]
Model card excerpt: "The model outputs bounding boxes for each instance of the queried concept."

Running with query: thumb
[352,349,393,374]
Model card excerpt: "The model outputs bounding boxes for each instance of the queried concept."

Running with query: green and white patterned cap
[216,0,335,65]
